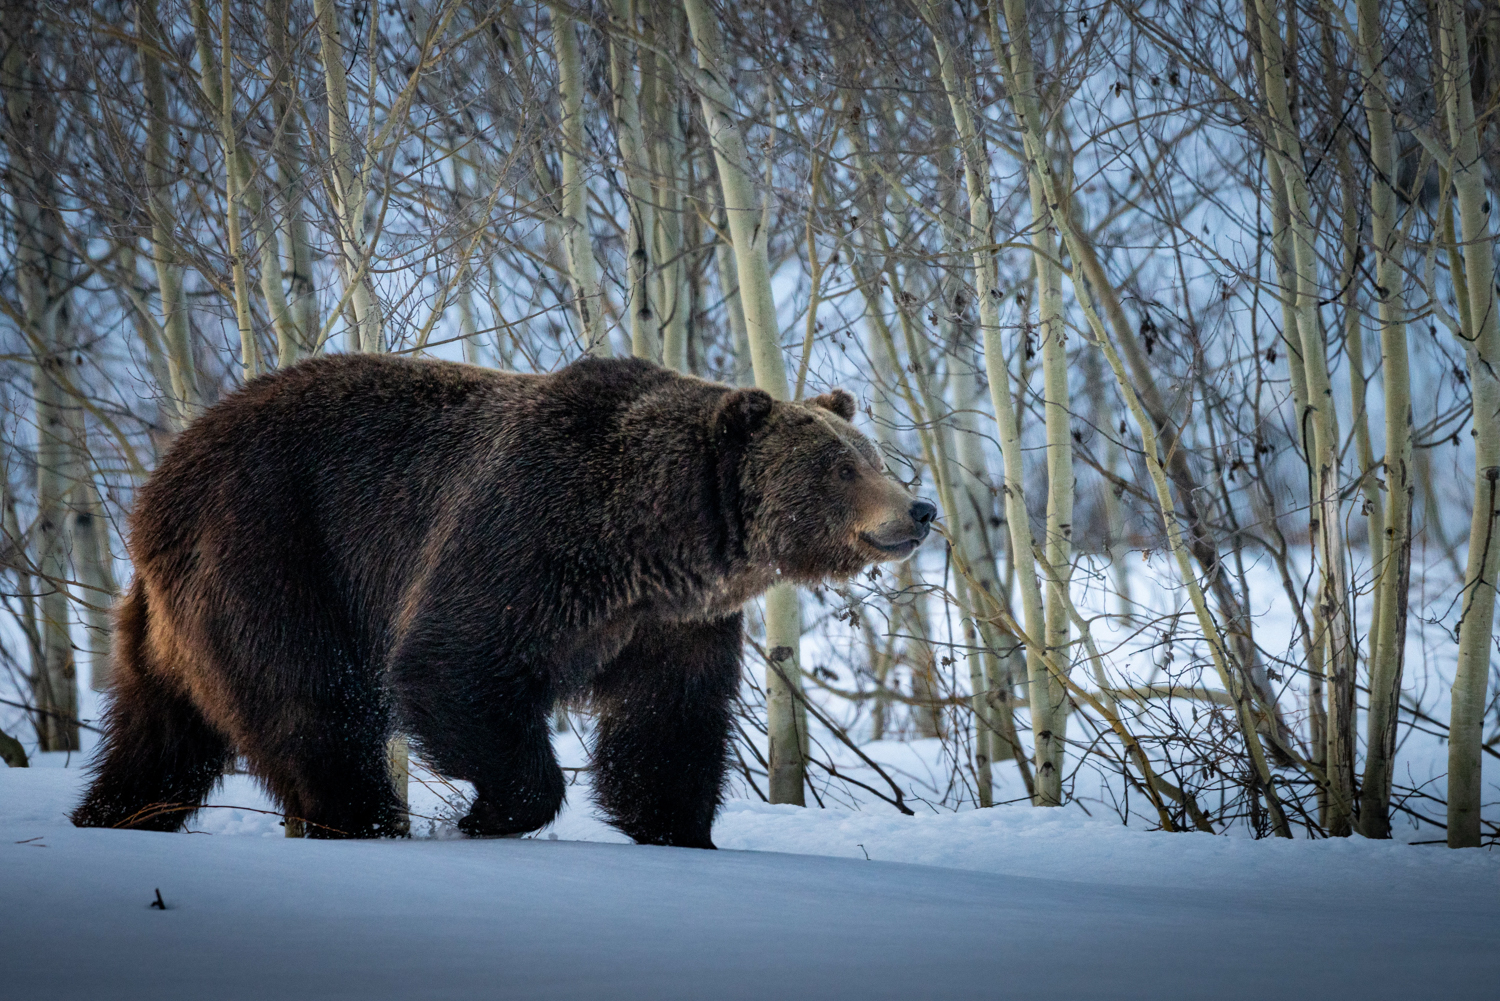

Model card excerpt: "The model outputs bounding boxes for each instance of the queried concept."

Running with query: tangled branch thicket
[2,0,1497,844]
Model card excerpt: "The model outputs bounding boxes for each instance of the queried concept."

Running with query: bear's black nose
[910,500,937,535]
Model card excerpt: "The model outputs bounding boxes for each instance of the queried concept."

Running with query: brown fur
[73,355,932,846]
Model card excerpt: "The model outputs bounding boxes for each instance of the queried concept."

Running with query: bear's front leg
[590,614,742,849]
[440,688,566,838]
[389,627,566,839]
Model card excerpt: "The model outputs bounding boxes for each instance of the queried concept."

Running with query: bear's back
[127,354,692,616]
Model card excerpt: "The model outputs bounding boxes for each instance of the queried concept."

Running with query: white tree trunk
[917,0,1055,804]
[645,7,689,372]
[611,0,662,361]
[683,0,805,805]
[73,475,118,693]
[268,0,317,360]
[313,0,381,352]
[1254,0,1356,833]
[551,7,609,356]
[986,0,1293,833]
[1354,0,1413,840]
[2,15,81,750]
[1028,162,1073,806]
[1437,0,1500,849]
[135,0,200,422]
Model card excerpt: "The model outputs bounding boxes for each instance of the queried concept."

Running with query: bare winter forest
[1,0,1498,848]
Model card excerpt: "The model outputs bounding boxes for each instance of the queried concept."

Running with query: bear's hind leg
[73,584,232,832]
[239,669,405,839]
[590,615,742,849]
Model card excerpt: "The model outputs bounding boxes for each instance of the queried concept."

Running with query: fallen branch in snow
[110,801,353,838]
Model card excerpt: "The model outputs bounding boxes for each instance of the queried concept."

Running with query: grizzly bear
[73,355,933,847]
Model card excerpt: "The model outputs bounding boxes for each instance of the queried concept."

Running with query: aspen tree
[933,133,1031,788]
[1324,13,1394,829]
[711,212,754,384]
[74,476,118,692]
[1437,0,1500,849]
[208,0,259,380]
[116,244,177,419]
[1273,3,1322,793]
[644,6,690,372]
[2,10,81,750]
[1083,348,1132,619]
[913,0,1058,803]
[268,0,318,359]
[885,261,996,802]
[551,8,609,356]
[313,0,382,352]
[683,0,806,804]
[189,0,289,374]
[1,462,42,721]
[987,0,1294,833]
[134,0,200,422]
[1252,0,1357,833]
[868,309,940,740]
[610,0,662,361]
[1352,0,1414,840]
[1029,153,1074,808]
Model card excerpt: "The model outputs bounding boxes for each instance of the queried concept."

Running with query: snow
[3,766,1496,999]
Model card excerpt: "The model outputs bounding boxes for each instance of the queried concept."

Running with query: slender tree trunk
[116,243,177,430]
[951,346,1031,790]
[611,0,662,361]
[711,212,753,385]
[899,563,942,740]
[886,271,993,801]
[1254,0,1356,834]
[206,0,259,380]
[1355,0,1414,840]
[2,467,44,722]
[551,8,609,356]
[313,0,381,352]
[2,11,81,751]
[915,0,1054,804]
[868,295,940,740]
[190,0,290,374]
[684,0,805,804]
[135,0,200,423]
[933,129,1032,792]
[268,0,318,359]
[457,263,482,365]
[1437,0,1500,849]
[73,475,118,692]
[645,6,689,372]
[1029,156,1073,806]
[1083,347,1132,618]
[985,0,1292,834]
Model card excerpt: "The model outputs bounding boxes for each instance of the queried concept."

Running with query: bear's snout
[856,491,936,562]
[910,500,936,539]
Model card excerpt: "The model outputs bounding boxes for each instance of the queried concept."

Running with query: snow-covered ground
[2,548,1495,996]
[3,763,1496,999]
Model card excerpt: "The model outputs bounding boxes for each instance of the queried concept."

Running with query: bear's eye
[838,462,858,482]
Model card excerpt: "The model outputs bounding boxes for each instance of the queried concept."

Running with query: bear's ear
[715,387,775,440]
[810,388,857,422]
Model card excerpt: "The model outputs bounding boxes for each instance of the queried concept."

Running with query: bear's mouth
[859,533,921,560]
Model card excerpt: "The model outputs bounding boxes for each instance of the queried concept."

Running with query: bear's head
[715,386,936,582]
